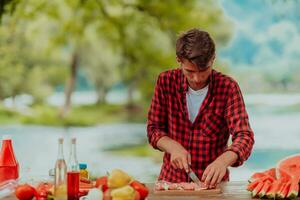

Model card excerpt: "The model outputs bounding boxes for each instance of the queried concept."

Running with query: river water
[1,95,300,182]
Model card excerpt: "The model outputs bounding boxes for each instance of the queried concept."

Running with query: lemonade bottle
[54,138,67,200]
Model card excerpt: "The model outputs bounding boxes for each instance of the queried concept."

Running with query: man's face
[178,57,213,90]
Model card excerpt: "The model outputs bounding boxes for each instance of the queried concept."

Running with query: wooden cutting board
[154,186,221,195]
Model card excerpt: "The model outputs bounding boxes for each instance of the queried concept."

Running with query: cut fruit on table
[247,154,300,199]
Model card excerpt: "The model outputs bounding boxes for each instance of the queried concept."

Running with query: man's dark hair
[176,28,215,69]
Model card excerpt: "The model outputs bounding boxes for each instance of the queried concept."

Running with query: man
[147,28,254,188]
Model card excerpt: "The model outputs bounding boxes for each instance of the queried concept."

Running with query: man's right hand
[157,136,191,172]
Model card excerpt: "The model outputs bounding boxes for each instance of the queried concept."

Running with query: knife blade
[188,169,201,185]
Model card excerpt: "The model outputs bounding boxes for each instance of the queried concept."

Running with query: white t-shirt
[186,85,209,123]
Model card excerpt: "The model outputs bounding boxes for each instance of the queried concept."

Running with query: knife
[188,169,202,185]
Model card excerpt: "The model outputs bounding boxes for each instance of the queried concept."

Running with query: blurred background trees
[0,0,232,124]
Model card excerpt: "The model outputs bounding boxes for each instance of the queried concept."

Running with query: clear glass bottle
[54,138,67,200]
[67,138,80,200]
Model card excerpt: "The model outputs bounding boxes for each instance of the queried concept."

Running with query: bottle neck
[1,140,12,149]
[68,142,79,172]
[57,142,64,160]
[0,139,18,165]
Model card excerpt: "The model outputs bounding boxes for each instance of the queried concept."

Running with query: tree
[0,0,18,23]
[13,0,104,116]
[96,0,233,106]
[0,0,67,105]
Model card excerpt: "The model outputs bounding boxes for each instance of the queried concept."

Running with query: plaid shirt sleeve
[147,74,168,150]
[224,81,255,167]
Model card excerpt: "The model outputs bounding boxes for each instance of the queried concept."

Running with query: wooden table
[4,181,299,200]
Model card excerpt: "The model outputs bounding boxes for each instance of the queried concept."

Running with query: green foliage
[0,0,233,121]
[105,143,163,163]
[19,103,147,126]
[0,105,20,124]
[94,0,233,104]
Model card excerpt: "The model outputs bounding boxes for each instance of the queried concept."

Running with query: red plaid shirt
[147,68,254,182]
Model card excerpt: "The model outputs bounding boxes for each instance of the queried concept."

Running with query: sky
[219,0,300,76]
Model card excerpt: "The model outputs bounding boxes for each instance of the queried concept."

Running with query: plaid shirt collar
[177,69,216,124]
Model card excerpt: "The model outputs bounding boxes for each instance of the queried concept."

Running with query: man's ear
[176,56,181,63]
[212,54,216,62]
[209,54,216,66]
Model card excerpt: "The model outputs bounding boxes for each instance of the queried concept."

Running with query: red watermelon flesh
[248,172,265,183]
[251,181,265,197]
[258,180,271,198]
[276,154,300,181]
[247,179,261,192]
[248,168,276,183]
[246,175,275,192]
[266,179,284,199]
[278,181,290,199]
[287,178,299,199]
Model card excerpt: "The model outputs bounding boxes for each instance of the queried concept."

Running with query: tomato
[15,184,36,200]
[130,181,149,200]
[134,190,141,200]
[36,182,53,198]
[95,176,108,192]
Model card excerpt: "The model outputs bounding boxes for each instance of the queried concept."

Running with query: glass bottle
[0,135,19,183]
[67,138,80,200]
[54,138,67,200]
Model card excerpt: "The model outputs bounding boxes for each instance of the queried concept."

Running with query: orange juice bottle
[0,135,19,183]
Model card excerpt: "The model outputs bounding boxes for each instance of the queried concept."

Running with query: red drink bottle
[67,138,79,200]
[0,135,19,183]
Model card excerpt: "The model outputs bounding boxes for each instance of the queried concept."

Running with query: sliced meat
[154,181,209,191]
[193,182,208,190]
[154,181,171,190]
[169,183,180,190]
[178,182,195,190]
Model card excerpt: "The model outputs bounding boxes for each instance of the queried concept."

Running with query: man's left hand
[201,159,227,188]
[201,150,238,188]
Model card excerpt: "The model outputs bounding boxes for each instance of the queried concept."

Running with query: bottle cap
[58,137,64,144]
[2,135,11,140]
[71,137,76,144]
[79,163,87,169]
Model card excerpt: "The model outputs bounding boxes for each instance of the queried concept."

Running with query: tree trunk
[60,52,78,117]
[127,84,134,108]
[96,87,107,104]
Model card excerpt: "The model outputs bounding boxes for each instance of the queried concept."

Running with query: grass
[0,106,20,124]
[0,103,148,126]
[104,143,163,163]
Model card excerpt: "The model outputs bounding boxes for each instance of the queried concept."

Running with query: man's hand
[169,142,191,172]
[201,151,238,188]
[201,159,227,188]
[157,136,191,172]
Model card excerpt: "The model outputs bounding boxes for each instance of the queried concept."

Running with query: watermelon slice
[276,154,300,181]
[278,181,290,199]
[251,181,264,198]
[287,178,299,199]
[258,180,271,198]
[276,181,291,199]
[248,172,265,183]
[247,174,276,192]
[248,168,277,183]
[264,168,276,178]
[246,179,261,192]
[266,179,283,199]
[247,154,300,199]
[248,168,276,183]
